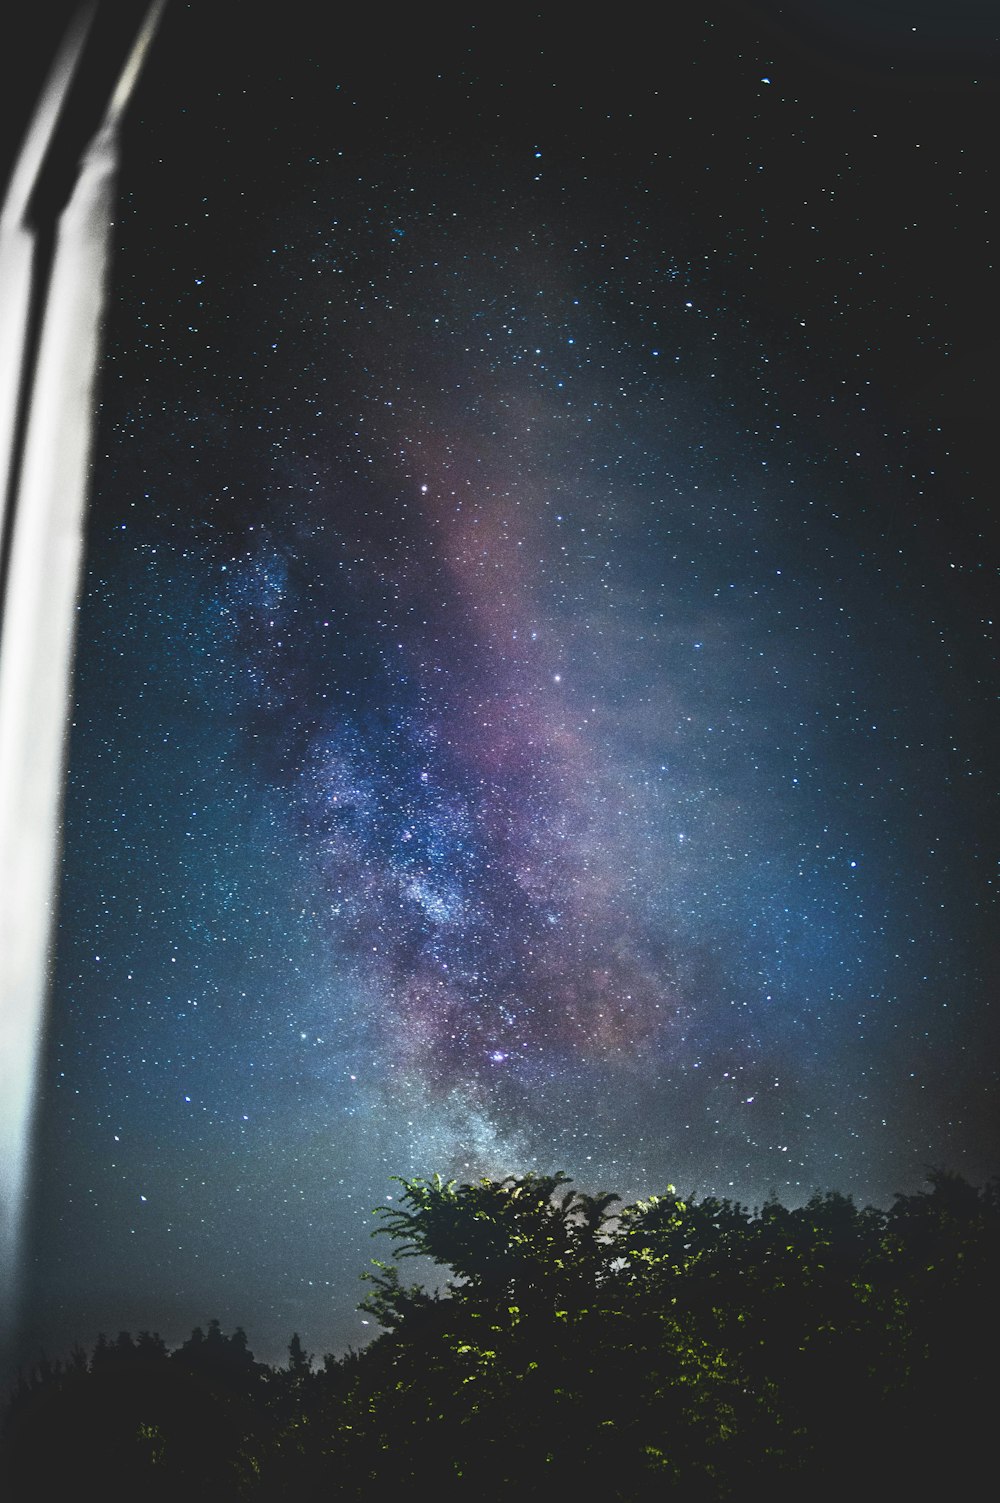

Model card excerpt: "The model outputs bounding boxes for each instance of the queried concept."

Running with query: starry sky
[13,2,998,1366]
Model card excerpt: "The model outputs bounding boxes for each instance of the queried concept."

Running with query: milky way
[17,5,998,1364]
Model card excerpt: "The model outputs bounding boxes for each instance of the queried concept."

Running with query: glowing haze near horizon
[19,4,998,1366]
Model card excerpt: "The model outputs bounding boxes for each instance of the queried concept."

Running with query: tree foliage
[2,1167,995,1500]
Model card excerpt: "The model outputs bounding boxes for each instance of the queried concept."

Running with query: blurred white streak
[0,1,166,1368]
[0,4,96,571]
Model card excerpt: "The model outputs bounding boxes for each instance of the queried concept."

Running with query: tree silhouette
[287,1332,312,1377]
[1,1169,995,1500]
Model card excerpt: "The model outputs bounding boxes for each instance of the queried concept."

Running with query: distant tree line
[2,1168,996,1499]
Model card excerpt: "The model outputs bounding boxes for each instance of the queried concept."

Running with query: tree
[135,1330,169,1364]
[287,1333,312,1377]
[2,1167,995,1500]
[368,1170,620,1316]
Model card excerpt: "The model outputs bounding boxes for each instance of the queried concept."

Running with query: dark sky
[13,1,998,1367]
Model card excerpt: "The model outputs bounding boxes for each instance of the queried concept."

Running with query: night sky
[15,2,999,1367]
